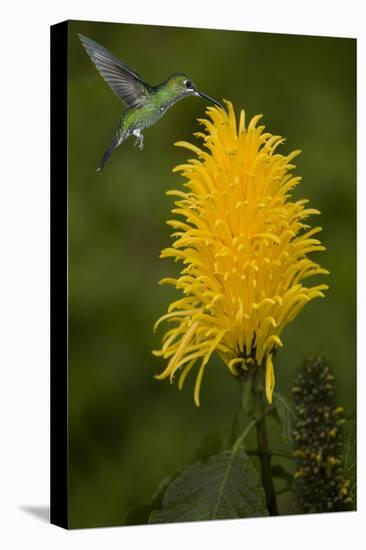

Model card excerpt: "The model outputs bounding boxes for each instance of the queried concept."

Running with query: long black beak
[196,90,223,109]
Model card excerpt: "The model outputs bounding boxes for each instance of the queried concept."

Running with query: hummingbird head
[166,73,223,109]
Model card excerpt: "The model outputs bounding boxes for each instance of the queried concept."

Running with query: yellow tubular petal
[169,350,206,382]
[226,101,237,133]
[153,310,196,332]
[194,362,207,407]
[202,330,227,367]
[248,114,263,129]
[178,359,197,390]
[228,357,246,373]
[174,141,205,156]
[239,109,246,134]
[166,322,199,374]
[159,277,178,286]
[265,354,275,404]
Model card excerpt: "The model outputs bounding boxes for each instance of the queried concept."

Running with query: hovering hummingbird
[78,34,223,172]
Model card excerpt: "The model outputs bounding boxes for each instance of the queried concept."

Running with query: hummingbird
[78,34,223,172]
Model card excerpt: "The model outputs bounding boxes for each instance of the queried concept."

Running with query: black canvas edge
[50,20,69,529]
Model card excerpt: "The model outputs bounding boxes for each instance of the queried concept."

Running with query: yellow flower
[153,100,329,407]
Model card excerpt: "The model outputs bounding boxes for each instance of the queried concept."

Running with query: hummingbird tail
[97,134,120,172]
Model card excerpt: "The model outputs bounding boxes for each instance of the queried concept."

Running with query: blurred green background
[67,20,356,528]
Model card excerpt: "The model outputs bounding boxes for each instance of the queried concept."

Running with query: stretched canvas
[51,19,356,529]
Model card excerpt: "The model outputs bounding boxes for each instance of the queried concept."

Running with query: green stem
[253,372,278,516]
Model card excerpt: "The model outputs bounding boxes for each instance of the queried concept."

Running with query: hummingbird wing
[78,34,153,108]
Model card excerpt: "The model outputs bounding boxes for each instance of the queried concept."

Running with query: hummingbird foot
[133,129,144,150]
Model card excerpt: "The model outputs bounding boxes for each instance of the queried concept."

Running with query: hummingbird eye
[185,80,193,89]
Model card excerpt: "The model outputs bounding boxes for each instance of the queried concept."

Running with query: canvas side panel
[50,20,69,529]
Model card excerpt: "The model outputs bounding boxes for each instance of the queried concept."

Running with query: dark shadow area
[20,506,50,523]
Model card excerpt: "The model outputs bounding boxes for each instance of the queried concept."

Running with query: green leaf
[151,474,177,508]
[125,473,176,525]
[273,391,296,446]
[149,448,268,523]
[193,430,223,463]
[125,504,154,525]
